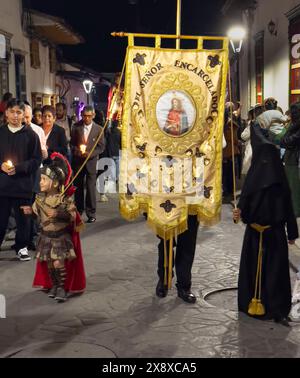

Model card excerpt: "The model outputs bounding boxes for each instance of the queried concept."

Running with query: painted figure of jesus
[163,97,189,136]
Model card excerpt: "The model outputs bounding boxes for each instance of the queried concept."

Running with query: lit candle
[6,160,13,168]
[79,144,87,154]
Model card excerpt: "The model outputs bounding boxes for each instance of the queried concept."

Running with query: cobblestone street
[0,196,300,358]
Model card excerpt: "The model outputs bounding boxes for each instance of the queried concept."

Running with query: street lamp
[82,78,93,105]
[227,26,246,102]
[227,26,246,53]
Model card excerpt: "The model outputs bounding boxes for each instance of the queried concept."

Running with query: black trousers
[0,197,31,252]
[157,215,199,290]
[29,169,41,243]
[73,165,97,218]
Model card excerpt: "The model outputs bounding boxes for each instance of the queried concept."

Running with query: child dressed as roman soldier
[22,153,86,302]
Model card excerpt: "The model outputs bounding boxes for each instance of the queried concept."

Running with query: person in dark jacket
[233,124,298,326]
[0,99,42,261]
[41,105,68,163]
[70,105,105,222]
[279,102,300,217]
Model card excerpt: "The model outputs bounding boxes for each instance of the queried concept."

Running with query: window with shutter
[15,53,26,102]
[30,39,40,69]
[0,64,9,96]
[49,47,56,73]
[0,30,11,96]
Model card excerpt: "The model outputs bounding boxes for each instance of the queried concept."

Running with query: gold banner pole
[228,64,237,212]
[176,0,182,49]
[111,32,226,42]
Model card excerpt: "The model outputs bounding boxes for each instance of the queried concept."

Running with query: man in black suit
[71,106,105,223]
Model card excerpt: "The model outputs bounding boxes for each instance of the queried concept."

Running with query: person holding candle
[70,105,105,223]
[0,99,42,261]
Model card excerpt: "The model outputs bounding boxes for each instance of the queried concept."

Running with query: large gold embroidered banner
[120,45,228,239]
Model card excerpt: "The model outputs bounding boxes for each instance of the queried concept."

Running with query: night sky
[27,0,226,73]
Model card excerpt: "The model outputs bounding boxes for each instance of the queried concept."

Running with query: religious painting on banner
[119,43,229,240]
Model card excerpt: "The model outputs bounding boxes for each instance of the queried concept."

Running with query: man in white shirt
[70,105,105,222]
[24,104,48,160]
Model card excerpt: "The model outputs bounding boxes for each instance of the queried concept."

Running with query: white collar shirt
[84,122,93,142]
[30,122,47,153]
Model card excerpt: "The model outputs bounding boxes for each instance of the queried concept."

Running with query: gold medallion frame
[147,70,207,155]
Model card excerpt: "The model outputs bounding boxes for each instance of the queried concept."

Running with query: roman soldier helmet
[41,152,73,193]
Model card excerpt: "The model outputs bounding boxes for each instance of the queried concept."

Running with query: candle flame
[79,144,87,154]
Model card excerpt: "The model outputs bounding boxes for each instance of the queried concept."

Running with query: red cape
[32,212,86,293]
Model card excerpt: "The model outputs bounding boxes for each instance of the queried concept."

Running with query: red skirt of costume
[32,212,86,293]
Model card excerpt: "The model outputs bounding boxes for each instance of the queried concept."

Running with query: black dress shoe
[86,217,96,223]
[177,288,197,304]
[156,280,168,298]
[274,316,290,327]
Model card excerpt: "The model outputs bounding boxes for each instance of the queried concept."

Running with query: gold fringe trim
[120,199,221,238]
[119,206,141,221]
[146,217,188,241]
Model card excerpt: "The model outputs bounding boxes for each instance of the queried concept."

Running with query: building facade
[0,0,84,110]
[223,0,300,118]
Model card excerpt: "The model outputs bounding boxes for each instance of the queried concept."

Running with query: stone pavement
[0,196,300,358]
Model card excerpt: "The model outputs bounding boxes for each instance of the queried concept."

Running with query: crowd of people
[0,92,121,302]
[222,97,300,214]
[0,89,300,323]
